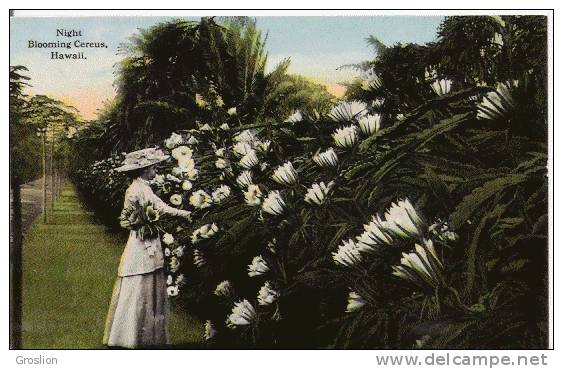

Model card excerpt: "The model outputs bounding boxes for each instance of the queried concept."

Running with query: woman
[103,147,191,348]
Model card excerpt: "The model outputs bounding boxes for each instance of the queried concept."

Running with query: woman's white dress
[103,178,188,348]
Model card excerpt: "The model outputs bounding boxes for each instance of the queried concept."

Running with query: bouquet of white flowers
[119,202,166,240]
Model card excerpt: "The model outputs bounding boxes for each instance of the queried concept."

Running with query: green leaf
[450,173,528,230]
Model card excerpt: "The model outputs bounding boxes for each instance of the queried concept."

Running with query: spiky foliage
[90,17,335,158]
[72,15,548,349]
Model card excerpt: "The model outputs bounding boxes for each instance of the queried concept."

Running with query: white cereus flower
[355,215,394,252]
[431,79,453,96]
[220,123,230,130]
[170,194,183,206]
[392,239,444,289]
[182,180,193,191]
[261,191,286,216]
[240,150,260,169]
[195,93,208,108]
[215,158,229,170]
[171,145,193,162]
[285,110,303,123]
[429,220,459,243]
[191,223,219,244]
[151,174,166,186]
[256,140,271,153]
[162,233,175,245]
[204,320,217,340]
[271,161,298,185]
[186,167,199,181]
[233,142,253,157]
[170,256,180,273]
[199,123,213,131]
[167,285,179,297]
[329,101,368,121]
[383,198,424,240]
[248,255,269,277]
[313,148,338,168]
[227,299,257,328]
[358,114,381,136]
[236,170,254,188]
[215,148,226,157]
[332,239,363,267]
[173,245,185,258]
[332,125,358,148]
[171,167,184,177]
[189,190,212,209]
[233,129,256,143]
[193,249,206,268]
[166,173,182,183]
[214,280,234,297]
[258,281,280,306]
[177,157,196,172]
[176,273,185,285]
[304,181,334,205]
[187,135,199,145]
[227,107,237,116]
[165,132,184,149]
[212,185,231,203]
[346,291,366,312]
[244,184,263,206]
[266,238,277,254]
[233,142,254,157]
[477,82,515,121]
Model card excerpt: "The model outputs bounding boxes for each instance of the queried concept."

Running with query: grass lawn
[21,185,203,348]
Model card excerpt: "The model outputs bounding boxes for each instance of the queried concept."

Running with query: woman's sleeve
[149,189,191,218]
[119,188,137,229]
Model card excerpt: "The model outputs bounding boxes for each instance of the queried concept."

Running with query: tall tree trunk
[10,174,22,349]
[50,126,55,209]
[42,132,47,224]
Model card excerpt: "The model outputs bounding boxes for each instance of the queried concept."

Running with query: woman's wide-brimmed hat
[115,147,170,172]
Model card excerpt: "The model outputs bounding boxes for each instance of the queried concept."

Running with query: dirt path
[19,177,50,235]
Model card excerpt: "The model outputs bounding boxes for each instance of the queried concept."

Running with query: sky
[10,15,444,120]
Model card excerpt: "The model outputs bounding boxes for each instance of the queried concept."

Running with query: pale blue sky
[10,16,443,118]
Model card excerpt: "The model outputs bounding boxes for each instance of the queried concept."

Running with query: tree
[9,65,31,349]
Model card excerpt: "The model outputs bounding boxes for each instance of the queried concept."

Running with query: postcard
[9,10,551,351]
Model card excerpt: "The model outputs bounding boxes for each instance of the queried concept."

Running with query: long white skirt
[103,269,170,348]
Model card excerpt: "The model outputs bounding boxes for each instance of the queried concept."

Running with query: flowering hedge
[71,14,548,349]
[73,74,548,348]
